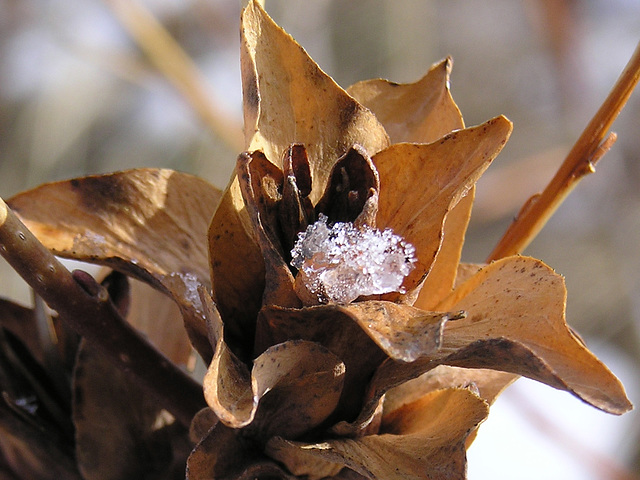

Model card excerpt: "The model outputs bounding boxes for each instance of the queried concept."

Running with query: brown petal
[374,116,512,294]
[267,388,488,480]
[333,301,459,363]
[0,299,42,364]
[202,287,345,440]
[384,365,516,416]
[248,340,345,441]
[0,396,81,480]
[279,144,315,253]
[208,177,265,361]
[435,256,633,414]
[240,1,389,203]
[255,304,387,423]
[348,57,464,144]
[73,340,189,480]
[127,278,193,367]
[186,423,254,480]
[8,169,222,361]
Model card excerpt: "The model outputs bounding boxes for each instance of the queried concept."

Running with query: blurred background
[1,0,639,478]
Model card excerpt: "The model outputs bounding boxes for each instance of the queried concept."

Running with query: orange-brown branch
[488,41,640,261]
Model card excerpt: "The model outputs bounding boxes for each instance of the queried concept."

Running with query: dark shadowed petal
[73,340,190,480]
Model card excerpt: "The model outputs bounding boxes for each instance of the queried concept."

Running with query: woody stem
[0,198,205,427]
[487,40,640,262]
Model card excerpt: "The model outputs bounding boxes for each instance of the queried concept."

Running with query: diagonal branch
[488,40,640,261]
[0,198,204,427]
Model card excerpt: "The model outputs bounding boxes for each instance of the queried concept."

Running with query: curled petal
[267,388,489,480]
[8,169,221,360]
[202,289,345,440]
[374,116,512,295]
[435,256,632,414]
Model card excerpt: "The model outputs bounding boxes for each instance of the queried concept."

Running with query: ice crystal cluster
[290,214,416,304]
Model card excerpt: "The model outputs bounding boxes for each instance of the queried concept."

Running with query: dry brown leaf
[0,397,81,480]
[333,301,457,363]
[186,423,251,480]
[8,169,221,361]
[384,365,517,416]
[267,388,488,480]
[73,340,189,480]
[374,116,512,293]
[255,304,387,423]
[347,57,464,145]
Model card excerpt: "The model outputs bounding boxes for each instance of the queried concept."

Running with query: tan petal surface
[255,304,387,423]
[8,169,222,360]
[208,177,265,360]
[241,0,389,202]
[435,256,632,414]
[414,190,475,310]
[374,116,512,292]
[347,57,464,145]
[267,388,488,480]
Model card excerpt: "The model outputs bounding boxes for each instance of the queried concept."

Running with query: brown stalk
[0,198,204,428]
[488,41,640,261]
[104,0,244,152]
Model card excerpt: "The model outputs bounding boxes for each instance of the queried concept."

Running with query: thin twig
[488,41,640,261]
[104,0,244,153]
[0,198,204,427]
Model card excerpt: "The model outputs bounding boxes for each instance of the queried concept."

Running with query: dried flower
[0,1,634,479]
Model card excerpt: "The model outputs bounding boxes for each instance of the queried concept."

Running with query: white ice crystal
[290,214,416,304]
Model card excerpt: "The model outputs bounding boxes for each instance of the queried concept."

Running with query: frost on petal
[291,215,416,304]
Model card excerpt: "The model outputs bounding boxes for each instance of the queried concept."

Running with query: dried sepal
[348,57,464,145]
[267,388,488,480]
[374,116,512,296]
[367,256,632,420]
[331,301,460,363]
[414,190,475,310]
[8,169,221,361]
